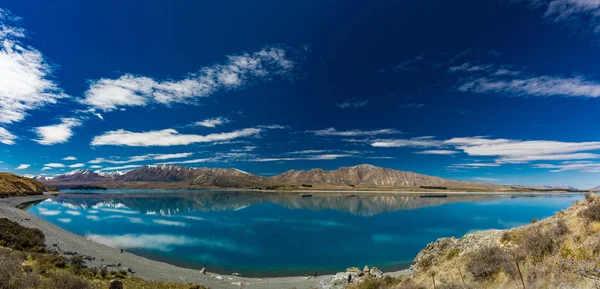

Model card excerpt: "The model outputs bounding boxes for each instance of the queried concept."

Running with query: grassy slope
[349,195,600,289]
[0,172,59,198]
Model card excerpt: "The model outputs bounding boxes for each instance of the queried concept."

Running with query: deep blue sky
[2,0,600,188]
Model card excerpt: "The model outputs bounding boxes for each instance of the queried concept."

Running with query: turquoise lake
[26,191,583,277]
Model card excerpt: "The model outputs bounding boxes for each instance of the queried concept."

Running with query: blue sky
[2,0,600,188]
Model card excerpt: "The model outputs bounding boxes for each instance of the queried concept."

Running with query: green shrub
[0,218,45,252]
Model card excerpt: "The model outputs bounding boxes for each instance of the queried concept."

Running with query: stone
[215,275,223,280]
[109,280,123,289]
[232,272,240,276]
[200,267,206,274]
[127,267,135,274]
[370,267,383,278]
[363,265,370,273]
[231,282,242,287]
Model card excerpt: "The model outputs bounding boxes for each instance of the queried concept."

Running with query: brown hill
[0,172,59,197]
[268,164,495,188]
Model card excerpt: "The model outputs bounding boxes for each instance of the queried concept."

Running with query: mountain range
[34,164,503,190]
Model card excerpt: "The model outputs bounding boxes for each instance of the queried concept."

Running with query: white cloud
[0,127,16,145]
[16,164,29,169]
[310,128,400,137]
[65,210,81,216]
[371,135,600,170]
[451,62,600,99]
[89,152,193,164]
[415,150,459,155]
[41,167,52,171]
[153,219,188,227]
[371,137,442,148]
[0,8,68,124]
[252,154,353,162]
[91,127,262,147]
[459,75,600,98]
[43,163,65,168]
[34,118,82,145]
[85,233,201,252]
[193,117,229,128]
[62,156,77,161]
[95,164,142,172]
[336,100,368,108]
[69,163,85,168]
[57,218,71,223]
[533,161,600,172]
[81,46,295,111]
[521,0,600,34]
[90,165,102,169]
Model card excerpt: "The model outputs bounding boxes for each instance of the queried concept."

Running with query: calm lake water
[27,191,582,276]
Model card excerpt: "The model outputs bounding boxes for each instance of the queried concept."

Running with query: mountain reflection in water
[27,191,581,277]
[51,191,501,216]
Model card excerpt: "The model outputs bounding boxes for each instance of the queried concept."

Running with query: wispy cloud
[0,8,68,124]
[518,0,600,34]
[415,150,459,155]
[193,117,229,128]
[451,62,600,98]
[89,152,194,164]
[310,128,400,137]
[91,127,262,147]
[0,127,16,145]
[34,118,82,145]
[16,164,30,170]
[43,163,65,168]
[336,100,368,108]
[252,154,353,162]
[372,137,441,148]
[69,163,85,168]
[81,46,296,112]
[62,156,77,161]
[372,135,600,171]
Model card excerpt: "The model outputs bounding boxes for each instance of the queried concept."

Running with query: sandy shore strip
[0,194,410,289]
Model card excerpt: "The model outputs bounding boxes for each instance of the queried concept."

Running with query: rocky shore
[0,194,409,289]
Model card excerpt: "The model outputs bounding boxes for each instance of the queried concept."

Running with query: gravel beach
[0,194,409,289]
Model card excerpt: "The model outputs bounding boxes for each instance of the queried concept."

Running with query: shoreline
[0,193,410,289]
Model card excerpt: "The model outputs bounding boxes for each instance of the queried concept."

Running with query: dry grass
[0,172,58,198]
[378,195,600,289]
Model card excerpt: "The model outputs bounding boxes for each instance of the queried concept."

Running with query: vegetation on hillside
[0,173,58,198]
[347,194,600,289]
[0,218,207,289]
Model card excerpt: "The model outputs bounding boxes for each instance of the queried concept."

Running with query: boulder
[200,267,206,274]
[370,267,383,278]
[231,282,242,287]
[214,275,223,280]
[363,265,370,273]
[109,280,123,289]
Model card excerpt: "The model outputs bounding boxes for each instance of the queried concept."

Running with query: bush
[39,271,96,289]
[581,201,600,222]
[551,219,570,237]
[522,227,556,259]
[0,251,39,289]
[466,246,512,280]
[0,218,45,252]
[33,253,67,269]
